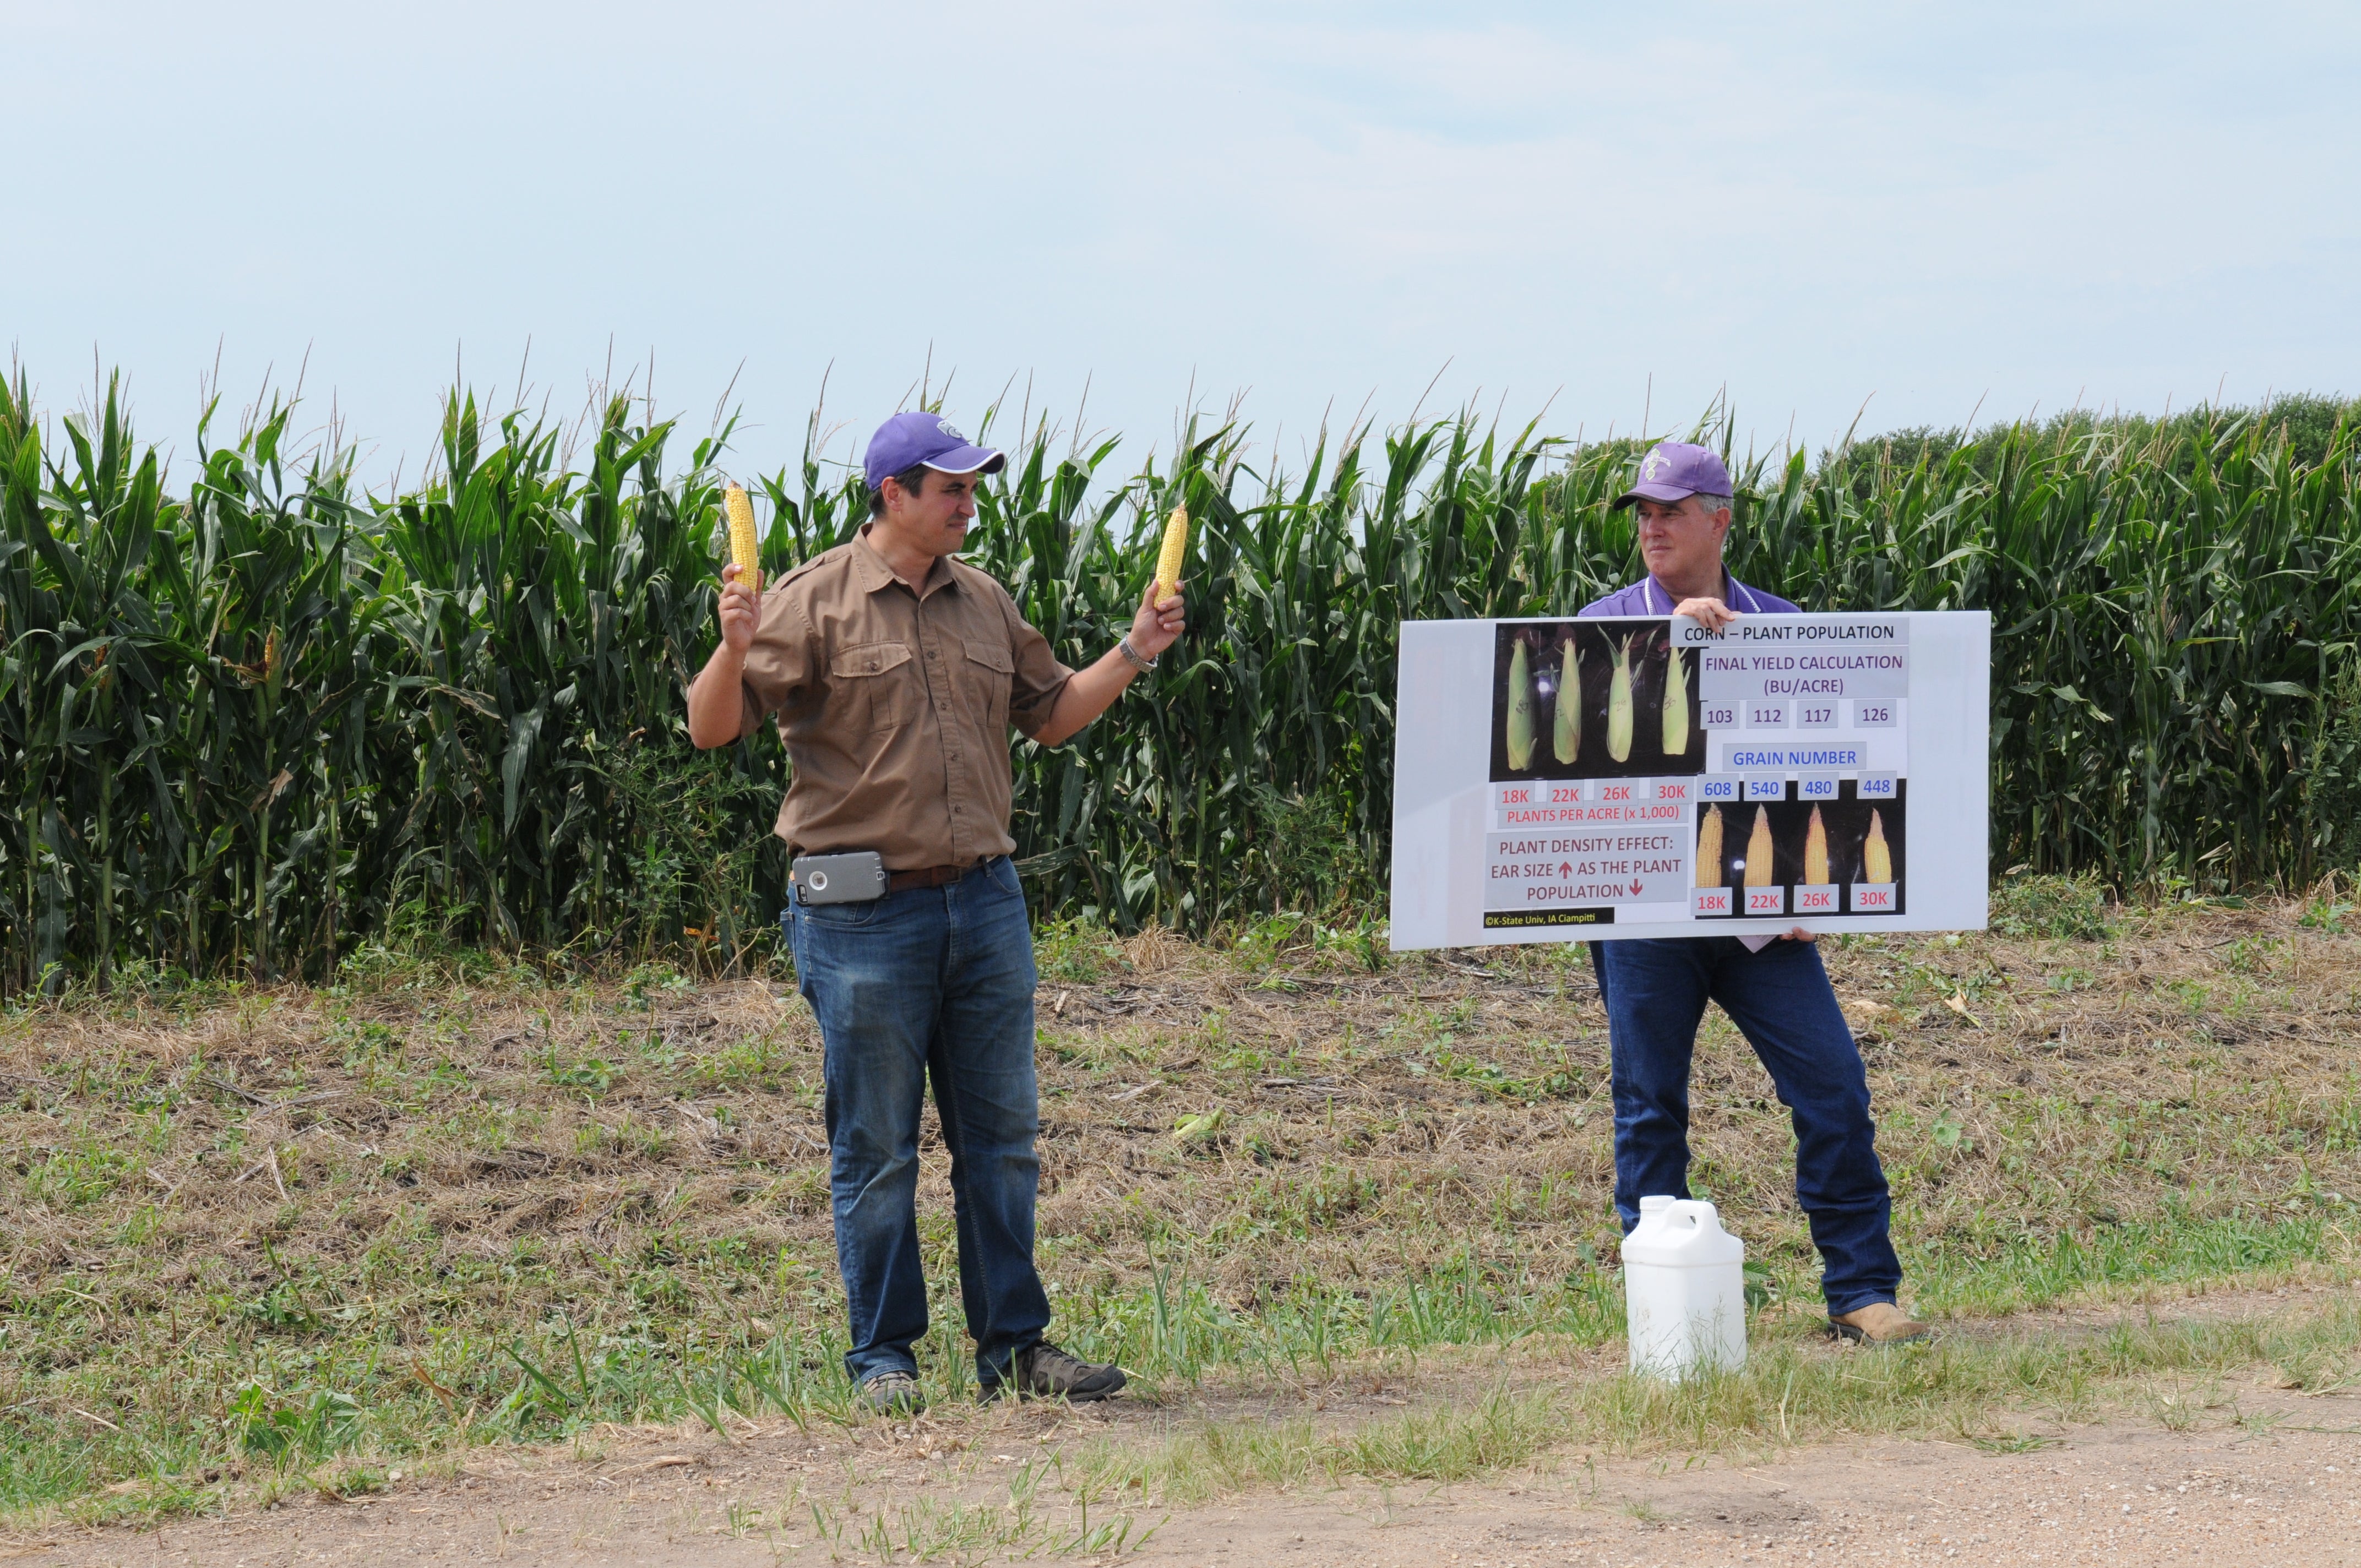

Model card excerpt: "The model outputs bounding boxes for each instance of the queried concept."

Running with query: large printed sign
[1390,611,1989,948]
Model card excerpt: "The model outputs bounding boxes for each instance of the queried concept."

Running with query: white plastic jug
[1622,1195,1747,1381]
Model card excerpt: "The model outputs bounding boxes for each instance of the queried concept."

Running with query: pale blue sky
[6,1,2357,485]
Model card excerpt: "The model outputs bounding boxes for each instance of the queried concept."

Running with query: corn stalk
[2,369,2356,990]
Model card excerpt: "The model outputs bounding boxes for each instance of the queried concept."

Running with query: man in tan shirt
[687,412,1183,1413]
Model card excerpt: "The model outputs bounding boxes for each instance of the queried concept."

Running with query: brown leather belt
[886,862,981,892]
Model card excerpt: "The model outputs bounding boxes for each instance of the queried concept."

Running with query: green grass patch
[5,901,2360,1525]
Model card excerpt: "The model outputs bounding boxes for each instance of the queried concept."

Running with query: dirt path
[14,1300,2361,1568]
[8,1285,2358,1567]
[10,1413,2360,1567]
[1148,1420,2361,1566]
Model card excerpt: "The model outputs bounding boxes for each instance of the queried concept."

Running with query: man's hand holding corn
[1125,507,1190,665]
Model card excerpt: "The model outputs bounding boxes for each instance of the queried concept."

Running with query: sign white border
[1389,612,1990,949]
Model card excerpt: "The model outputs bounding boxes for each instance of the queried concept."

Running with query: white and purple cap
[1613,441,1732,509]
[863,412,1007,494]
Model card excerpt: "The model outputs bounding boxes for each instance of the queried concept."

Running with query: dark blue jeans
[785,856,1051,1390]
[1590,937,1901,1315]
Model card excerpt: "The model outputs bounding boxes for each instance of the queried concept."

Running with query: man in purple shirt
[1580,441,1926,1345]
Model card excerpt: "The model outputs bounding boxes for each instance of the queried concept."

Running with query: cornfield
[3,369,2357,991]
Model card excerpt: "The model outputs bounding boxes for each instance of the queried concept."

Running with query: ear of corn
[1607,633,1635,763]
[1505,638,1535,770]
[1153,506,1189,599]
[723,482,761,594]
[1661,641,1689,758]
[1863,809,1893,883]
[1552,637,1581,763]
[1743,807,1775,886]
[1695,804,1723,887]
[1804,805,1829,884]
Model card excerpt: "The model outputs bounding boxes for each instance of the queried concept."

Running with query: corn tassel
[1695,804,1723,887]
[1552,638,1581,763]
[1863,809,1893,883]
[723,483,761,594]
[1607,633,1635,763]
[1804,805,1829,884]
[1154,506,1189,600]
[1662,641,1689,757]
[1505,639,1535,770]
[1743,806,1775,886]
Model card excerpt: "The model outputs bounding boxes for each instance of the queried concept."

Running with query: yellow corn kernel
[1505,638,1535,770]
[1662,641,1689,758]
[1552,637,1581,763]
[1607,633,1635,763]
[1743,806,1775,886]
[723,482,761,594]
[1804,805,1829,885]
[1695,804,1723,887]
[1864,809,1893,884]
[1154,506,1189,599]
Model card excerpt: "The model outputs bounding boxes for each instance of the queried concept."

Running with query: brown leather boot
[988,1342,1127,1403]
[1829,1301,1932,1344]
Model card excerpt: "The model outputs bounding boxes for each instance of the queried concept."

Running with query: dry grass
[2,879,2359,1518]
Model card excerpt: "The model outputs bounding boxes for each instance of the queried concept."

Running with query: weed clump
[1992,872,2115,940]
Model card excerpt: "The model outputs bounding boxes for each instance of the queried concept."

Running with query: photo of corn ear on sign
[1488,619,1704,783]
[1688,788,1909,921]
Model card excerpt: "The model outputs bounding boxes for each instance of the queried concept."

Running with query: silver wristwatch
[1118,637,1157,672]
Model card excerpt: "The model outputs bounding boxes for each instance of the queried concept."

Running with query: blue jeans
[1590,938,1901,1315]
[785,856,1051,1390]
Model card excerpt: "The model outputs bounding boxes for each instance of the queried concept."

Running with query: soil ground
[15,1428,2361,1567]
[10,1283,2359,1567]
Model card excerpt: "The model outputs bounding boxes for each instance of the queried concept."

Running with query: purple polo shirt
[1578,571,1798,619]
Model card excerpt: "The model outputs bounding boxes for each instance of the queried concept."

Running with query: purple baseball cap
[863,412,1006,494]
[1613,441,1732,509]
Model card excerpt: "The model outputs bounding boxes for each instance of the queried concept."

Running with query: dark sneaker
[997,1341,1127,1403]
[857,1370,927,1415]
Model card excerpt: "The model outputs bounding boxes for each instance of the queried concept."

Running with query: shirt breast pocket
[830,641,917,734]
[962,639,1014,733]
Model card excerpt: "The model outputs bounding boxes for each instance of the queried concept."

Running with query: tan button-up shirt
[736,526,1075,868]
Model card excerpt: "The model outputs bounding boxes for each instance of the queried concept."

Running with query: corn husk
[1607,633,1635,763]
[1552,638,1581,763]
[1662,641,1689,757]
[1505,639,1535,770]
